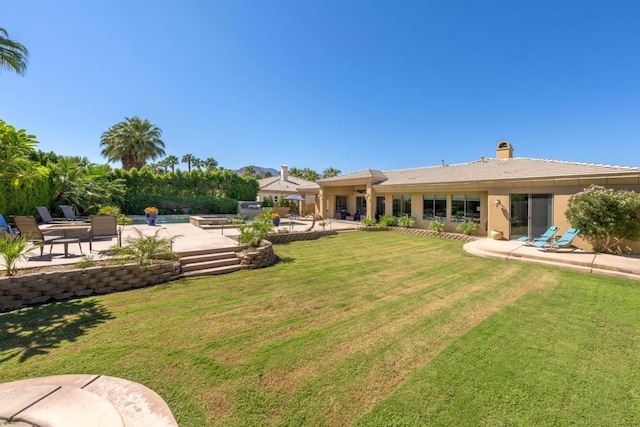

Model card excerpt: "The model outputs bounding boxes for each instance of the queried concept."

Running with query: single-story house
[257,165,319,215]
[316,141,640,250]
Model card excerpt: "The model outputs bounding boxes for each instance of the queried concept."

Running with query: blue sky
[2,1,640,174]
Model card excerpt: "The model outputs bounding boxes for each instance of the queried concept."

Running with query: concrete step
[177,245,244,258]
[182,264,242,277]
[179,251,238,265]
[180,257,240,273]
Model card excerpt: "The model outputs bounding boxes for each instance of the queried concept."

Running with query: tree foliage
[289,167,319,181]
[100,116,166,170]
[565,185,640,252]
[0,121,53,215]
[47,157,126,215]
[322,167,341,178]
[0,27,28,75]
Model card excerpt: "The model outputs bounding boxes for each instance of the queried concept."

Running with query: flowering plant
[272,213,280,218]
[144,207,159,214]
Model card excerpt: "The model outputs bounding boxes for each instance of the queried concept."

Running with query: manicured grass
[1,232,639,426]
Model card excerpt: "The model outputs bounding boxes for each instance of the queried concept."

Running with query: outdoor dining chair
[89,215,121,251]
[13,215,78,256]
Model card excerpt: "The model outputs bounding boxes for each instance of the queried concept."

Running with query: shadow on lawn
[0,299,113,363]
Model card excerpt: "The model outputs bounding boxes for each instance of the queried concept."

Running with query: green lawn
[1,232,639,426]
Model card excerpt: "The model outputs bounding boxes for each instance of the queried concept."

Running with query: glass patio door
[510,193,553,240]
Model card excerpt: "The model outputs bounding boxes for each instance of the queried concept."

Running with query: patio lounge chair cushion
[542,228,581,251]
[13,216,65,256]
[89,215,121,251]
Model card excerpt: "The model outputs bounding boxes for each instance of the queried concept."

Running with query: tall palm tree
[0,27,28,75]
[165,155,179,173]
[301,168,319,181]
[192,157,203,170]
[100,116,165,170]
[181,154,195,172]
[204,157,218,171]
[322,167,341,178]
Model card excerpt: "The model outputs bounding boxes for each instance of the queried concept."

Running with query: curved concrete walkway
[0,375,178,426]
[464,238,640,280]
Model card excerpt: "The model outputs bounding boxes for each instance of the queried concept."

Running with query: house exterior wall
[321,179,640,252]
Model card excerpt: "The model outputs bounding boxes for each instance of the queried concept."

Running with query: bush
[429,219,445,233]
[378,214,397,227]
[101,228,179,266]
[362,217,376,227]
[398,215,416,228]
[457,220,478,235]
[566,185,640,252]
[0,233,34,276]
[237,211,275,247]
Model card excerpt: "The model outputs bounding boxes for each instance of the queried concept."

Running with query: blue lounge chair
[0,214,17,234]
[518,226,559,247]
[542,228,581,251]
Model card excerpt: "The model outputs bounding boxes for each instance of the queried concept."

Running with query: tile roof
[317,169,387,183]
[375,157,640,186]
[258,176,319,192]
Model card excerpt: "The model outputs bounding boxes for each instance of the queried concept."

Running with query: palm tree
[192,157,203,170]
[301,168,319,181]
[322,167,341,178]
[288,167,302,178]
[100,116,165,170]
[0,27,29,75]
[165,155,179,173]
[181,154,195,172]
[243,165,257,178]
[204,157,218,171]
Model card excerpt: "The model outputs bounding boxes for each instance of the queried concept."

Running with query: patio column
[366,184,373,219]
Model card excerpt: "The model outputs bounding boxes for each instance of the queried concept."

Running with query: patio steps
[178,246,244,276]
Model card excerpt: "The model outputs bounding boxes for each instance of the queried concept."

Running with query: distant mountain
[234,165,279,178]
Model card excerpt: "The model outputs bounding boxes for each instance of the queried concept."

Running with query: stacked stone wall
[364,226,479,243]
[236,242,277,269]
[266,230,337,244]
[0,262,181,312]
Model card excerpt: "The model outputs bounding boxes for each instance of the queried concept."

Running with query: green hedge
[123,194,238,215]
[0,177,54,217]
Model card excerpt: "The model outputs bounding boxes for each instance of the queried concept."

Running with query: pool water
[128,215,192,225]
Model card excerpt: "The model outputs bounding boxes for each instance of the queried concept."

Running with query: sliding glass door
[510,193,553,240]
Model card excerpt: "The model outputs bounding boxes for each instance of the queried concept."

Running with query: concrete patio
[464,238,640,280]
[4,218,360,272]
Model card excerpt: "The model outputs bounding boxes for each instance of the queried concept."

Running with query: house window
[356,196,367,214]
[392,195,411,217]
[423,194,447,220]
[451,194,480,222]
[335,196,347,211]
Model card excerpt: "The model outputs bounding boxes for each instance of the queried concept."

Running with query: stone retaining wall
[236,242,277,269]
[0,262,181,312]
[364,226,479,243]
[266,230,338,244]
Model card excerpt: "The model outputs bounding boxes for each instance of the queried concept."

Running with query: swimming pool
[127,215,191,225]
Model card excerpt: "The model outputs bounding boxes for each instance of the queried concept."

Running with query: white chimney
[281,165,288,181]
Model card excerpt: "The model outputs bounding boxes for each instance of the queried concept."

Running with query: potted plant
[144,207,159,226]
